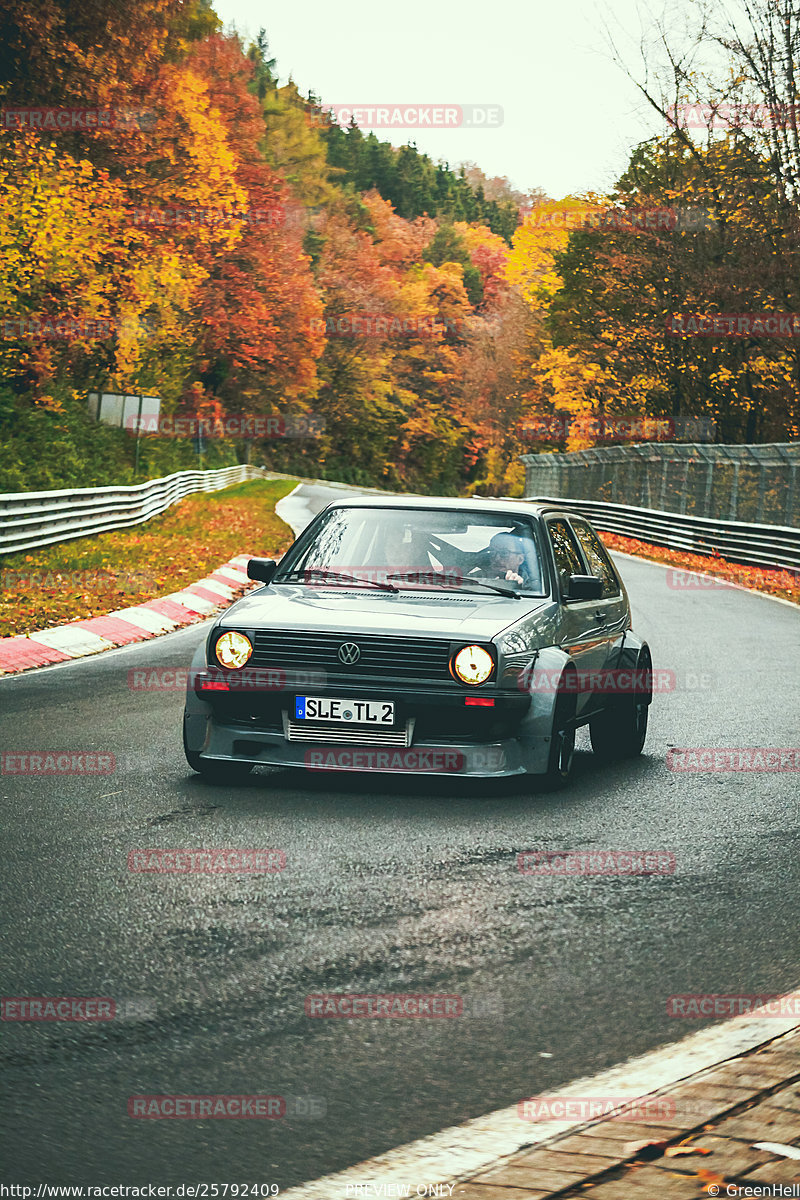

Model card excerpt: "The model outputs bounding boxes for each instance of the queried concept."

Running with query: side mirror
[567,574,603,601]
[247,558,277,584]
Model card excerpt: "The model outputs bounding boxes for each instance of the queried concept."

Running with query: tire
[590,650,651,761]
[539,686,577,791]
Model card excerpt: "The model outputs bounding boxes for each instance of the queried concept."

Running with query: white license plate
[295,696,395,725]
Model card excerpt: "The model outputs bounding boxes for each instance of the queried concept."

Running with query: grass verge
[0,478,298,638]
[599,530,798,605]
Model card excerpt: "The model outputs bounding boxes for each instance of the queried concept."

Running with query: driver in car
[472,532,527,585]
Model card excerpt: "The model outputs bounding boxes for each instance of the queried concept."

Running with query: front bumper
[183,678,555,778]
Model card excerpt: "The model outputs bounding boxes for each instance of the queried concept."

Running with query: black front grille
[250,630,453,683]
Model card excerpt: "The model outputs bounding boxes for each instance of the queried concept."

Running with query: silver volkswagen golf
[182,497,652,789]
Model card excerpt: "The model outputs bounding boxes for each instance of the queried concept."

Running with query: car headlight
[215,631,253,669]
[452,644,494,686]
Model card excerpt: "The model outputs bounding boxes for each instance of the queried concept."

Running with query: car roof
[322,495,573,519]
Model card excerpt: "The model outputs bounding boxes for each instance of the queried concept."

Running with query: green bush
[0,390,238,492]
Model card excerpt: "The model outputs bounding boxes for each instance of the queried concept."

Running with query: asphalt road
[1,483,799,1187]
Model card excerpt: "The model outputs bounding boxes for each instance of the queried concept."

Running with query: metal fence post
[756,460,767,524]
[704,457,714,517]
[660,456,669,510]
[730,462,740,520]
[680,456,690,514]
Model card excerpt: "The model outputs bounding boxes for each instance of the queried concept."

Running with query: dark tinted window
[547,519,584,595]
[571,520,620,597]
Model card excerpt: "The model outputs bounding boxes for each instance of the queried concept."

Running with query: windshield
[275,507,546,595]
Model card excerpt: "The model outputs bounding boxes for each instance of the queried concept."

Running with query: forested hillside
[1,0,797,494]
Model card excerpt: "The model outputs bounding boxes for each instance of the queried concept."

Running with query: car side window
[570,520,620,597]
[547,519,584,597]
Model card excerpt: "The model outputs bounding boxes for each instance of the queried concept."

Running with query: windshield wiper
[275,569,399,594]
[386,570,461,588]
[451,576,522,598]
[386,571,520,598]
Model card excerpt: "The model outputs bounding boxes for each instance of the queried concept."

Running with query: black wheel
[539,687,577,790]
[590,650,651,761]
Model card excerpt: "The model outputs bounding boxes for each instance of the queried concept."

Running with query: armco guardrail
[0,465,266,556]
[524,495,800,572]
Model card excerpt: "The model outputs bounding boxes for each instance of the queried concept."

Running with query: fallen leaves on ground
[0,478,297,637]
[598,531,799,605]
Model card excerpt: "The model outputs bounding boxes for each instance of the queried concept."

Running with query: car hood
[217,585,547,640]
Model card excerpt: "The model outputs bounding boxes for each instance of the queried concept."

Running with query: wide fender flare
[518,646,578,739]
[614,633,654,704]
[183,636,214,720]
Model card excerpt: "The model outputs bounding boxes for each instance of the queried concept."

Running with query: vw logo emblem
[338,642,361,665]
